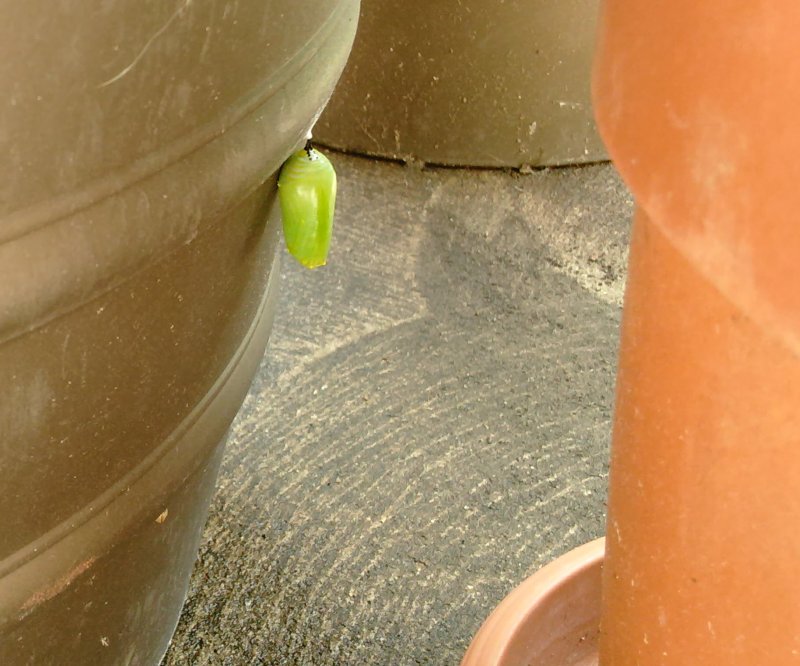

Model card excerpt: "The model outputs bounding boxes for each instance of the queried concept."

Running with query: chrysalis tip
[298,257,327,269]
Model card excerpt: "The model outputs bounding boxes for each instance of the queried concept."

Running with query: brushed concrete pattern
[164,154,633,665]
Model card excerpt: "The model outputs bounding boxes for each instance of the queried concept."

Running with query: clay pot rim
[462,537,605,666]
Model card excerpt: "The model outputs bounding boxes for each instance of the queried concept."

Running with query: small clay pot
[462,538,603,666]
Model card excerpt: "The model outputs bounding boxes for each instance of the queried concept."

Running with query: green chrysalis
[277,141,337,269]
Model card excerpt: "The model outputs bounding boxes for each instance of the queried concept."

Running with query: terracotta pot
[315,0,606,168]
[0,1,358,663]
[593,1,800,663]
[462,539,603,666]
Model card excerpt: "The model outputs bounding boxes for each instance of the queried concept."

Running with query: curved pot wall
[315,0,606,168]
[594,1,800,663]
[0,1,359,662]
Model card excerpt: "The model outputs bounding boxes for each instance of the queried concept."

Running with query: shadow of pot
[0,1,359,663]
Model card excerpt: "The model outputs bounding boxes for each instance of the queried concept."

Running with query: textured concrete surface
[163,153,633,665]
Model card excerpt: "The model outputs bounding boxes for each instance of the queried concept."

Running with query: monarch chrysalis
[277,141,337,269]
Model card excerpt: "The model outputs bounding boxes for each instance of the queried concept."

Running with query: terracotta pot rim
[462,537,605,666]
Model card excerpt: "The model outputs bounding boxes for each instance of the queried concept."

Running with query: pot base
[462,538,604,666]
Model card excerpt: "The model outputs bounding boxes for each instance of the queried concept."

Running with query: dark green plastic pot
[315,0,606,168]
[0,1,358,662]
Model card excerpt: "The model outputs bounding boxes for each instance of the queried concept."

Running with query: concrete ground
[163,153,633,665]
